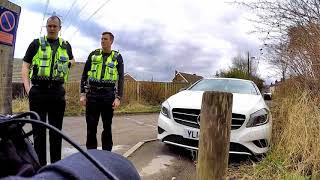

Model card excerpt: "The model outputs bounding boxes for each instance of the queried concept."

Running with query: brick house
[124,73,137,81]
[172,70,203,84]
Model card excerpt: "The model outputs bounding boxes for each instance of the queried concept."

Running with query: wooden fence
[64,81,190,105]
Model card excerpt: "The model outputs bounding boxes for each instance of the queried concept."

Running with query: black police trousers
[86,90,115,151]
[28,85,66,166]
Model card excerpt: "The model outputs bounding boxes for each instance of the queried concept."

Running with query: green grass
[115,102,160,114]
[12,97,29,113]
[12,98,160,116]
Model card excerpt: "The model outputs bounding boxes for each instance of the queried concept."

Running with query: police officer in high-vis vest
[21,16,75,166]
[80,31,124,151]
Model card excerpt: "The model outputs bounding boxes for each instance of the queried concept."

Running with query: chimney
[175,70,178,75]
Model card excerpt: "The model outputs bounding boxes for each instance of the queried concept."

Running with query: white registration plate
[183,128,199,140]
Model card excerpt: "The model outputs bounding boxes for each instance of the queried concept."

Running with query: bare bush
[270,82,320,178]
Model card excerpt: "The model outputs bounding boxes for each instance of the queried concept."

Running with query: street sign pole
[0,0,20,114]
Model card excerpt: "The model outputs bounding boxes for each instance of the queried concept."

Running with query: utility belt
[86,78,116,93]
[31,76,64,89]
[87,86,115,93]
[88,78,116,87]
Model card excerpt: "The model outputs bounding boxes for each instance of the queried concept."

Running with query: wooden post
[164,82,168,99]
[196,91,233,180]
[0,0,21,114]
[137,81,140,103]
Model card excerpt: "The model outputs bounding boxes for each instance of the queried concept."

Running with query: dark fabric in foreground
[1,150,141,180]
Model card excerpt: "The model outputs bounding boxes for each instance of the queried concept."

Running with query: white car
[157,78,272,156]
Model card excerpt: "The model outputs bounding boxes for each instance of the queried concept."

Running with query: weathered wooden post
[164,82,168,99]
[137,81,140,103]
[0,0,21,114]
[196,91,233,180]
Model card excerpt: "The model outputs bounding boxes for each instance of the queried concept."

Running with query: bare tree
[231,53,258,76]
[264,43,289,80]
[238,0,320,82]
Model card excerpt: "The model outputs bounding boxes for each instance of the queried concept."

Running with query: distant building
[269,79,282,94]
[172,70,203,84]
[124,73,137,81]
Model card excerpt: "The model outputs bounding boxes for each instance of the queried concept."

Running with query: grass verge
[227,87,320,179]
[12,98,160,116]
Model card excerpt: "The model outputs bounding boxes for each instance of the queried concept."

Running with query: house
[172,70,203,84]
[124,73,137,81]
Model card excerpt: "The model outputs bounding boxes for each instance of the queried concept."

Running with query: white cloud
[15,9,43,58]
[10,0,277,81]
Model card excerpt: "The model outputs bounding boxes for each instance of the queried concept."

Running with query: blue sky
[11,0,277,83]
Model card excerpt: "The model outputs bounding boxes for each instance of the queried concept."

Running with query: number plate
[183,128,199,140]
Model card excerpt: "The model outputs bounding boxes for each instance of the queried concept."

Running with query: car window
[188,79,259,95]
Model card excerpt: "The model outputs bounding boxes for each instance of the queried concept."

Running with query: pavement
[128,141,196,180]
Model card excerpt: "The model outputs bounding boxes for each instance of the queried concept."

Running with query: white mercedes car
[157,78,272,156]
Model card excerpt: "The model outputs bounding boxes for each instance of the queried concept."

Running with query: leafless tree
[230,53,258,76]
[238,0,320,83]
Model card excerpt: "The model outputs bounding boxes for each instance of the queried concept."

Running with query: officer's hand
[27,88,31,95]
[69,59,75,67]
[80,95,86,106]
[112,98,120,109]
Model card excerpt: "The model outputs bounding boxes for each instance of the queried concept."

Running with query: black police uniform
[23,38,73,166]
[80,50,124,151]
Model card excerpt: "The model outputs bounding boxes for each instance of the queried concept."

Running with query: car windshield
[188,79,259,95]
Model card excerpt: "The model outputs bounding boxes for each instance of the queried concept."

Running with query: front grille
[163,135,199,147]
[253,139,268,148]
[162,135,253,155]
[229,142,253,155]
[172,108,246,130]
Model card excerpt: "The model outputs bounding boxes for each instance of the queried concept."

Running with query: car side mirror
[263,93,272,100]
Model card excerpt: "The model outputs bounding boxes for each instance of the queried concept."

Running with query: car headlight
[160,101,171,119]
[246,108,270,127]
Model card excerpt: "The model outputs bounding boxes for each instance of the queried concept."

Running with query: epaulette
[94,49,102,55]
[112,50,120,61]
[61,39,67,49]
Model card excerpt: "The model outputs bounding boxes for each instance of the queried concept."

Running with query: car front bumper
[157,113,272,155]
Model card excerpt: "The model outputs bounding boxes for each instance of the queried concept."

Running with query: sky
[10,0,278,83]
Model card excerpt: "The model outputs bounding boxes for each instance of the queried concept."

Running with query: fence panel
[64,81,82,115]
[59,81,190,106]
[123,81,138,103]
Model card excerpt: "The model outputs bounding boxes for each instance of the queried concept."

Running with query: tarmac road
[61,113,197,179]
[61,113,159,157]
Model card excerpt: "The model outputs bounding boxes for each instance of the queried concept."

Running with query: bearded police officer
[21,16,75,166]
[80,31,124,151]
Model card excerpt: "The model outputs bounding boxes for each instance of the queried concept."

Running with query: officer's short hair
[102,32,114,42]
[47,16,61,26]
